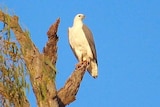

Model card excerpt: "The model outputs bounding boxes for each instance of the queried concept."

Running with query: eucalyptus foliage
[0,21,29,107]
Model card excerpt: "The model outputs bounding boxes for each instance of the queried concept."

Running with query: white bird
[68,14,98,78]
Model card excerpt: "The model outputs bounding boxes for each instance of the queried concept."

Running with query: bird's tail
[87,60,98,78]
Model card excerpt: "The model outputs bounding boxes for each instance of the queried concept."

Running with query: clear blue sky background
[1,0,160,107]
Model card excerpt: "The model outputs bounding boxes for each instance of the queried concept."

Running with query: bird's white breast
[69,26,93,61]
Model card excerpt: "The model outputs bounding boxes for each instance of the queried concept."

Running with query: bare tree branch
[57,61,88,106]
[43,18,60,65]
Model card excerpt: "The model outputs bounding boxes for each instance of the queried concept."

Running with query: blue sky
[1,0,160,107]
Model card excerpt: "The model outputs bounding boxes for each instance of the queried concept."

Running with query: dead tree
[0,10,88,107]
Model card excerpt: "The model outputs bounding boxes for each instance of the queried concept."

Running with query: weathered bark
[45,18,88,106]
[57,61,88,106]
[43,18,59,65]
[0,10,88,107]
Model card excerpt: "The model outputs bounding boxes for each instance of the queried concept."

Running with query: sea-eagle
[68,14,98,78]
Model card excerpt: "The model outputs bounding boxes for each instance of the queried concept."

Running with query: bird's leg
[76,60,89,70]
[76,62,83,69]
[76,54,90,69]
[82,60,90,66]
[82,57,90,72]
[82,55,90,68]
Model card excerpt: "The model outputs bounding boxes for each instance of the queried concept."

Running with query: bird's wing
[82,24,98,64]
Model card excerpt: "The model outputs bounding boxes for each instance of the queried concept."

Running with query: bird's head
[74,14,85,21]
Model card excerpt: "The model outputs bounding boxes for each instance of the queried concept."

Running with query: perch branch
[57,61,88,106]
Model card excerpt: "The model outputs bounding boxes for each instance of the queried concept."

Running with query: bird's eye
[78,15,81,17]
